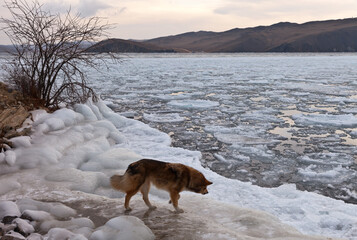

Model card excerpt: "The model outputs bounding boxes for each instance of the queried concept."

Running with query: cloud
[118,7,127,14]
[77,0,111,17]
[213,0,357,24]
[43,0,111,17]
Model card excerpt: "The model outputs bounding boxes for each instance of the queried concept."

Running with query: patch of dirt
[0,82,46,151]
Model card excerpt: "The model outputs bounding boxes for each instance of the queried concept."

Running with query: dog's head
[187,168,213,195]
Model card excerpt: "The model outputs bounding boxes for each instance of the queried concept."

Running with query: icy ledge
[0,100,356,239]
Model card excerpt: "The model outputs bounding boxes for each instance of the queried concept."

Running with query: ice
[90,216,155,240]
[45,168,108,194]
[214,133,272,145]
[5,150,16,166]
[10,136,32,148]
[298,165,353,183]
[241,110,282,124]
[0,95,356,239]
[74,103,99,121]
[143,113,185,123]
[40,217,94,232]
[80,148,142,172]
[341,107,357,114]
[17,199,76,219]
[297,153,355,166]
[12,218,35,235]
[0,151,4,163]
[35,108,84,129]
[10,147,61,169]
[293,113,357,128]
[31,109,48,122]
[167,99,220,109]
[45,228,87,240]
[22,210,53,222]
[27,233,44,240]
[151,92,199,101]
[0,178,21,195]
[0,201,21,219]
[3,230,26,239]
[325,96,357,104]
[350,131,357,138]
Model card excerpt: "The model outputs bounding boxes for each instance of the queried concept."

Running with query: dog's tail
[110,173,134,192]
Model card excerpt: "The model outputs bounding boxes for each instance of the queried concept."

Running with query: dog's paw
[174,208,184,214]
[124,207,132,212]
[149,206,157,210]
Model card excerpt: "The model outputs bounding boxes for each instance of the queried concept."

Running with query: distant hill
[144,18,357,52]
[0,45,15,53]
[87,38,188,53]
[7,18,355,53]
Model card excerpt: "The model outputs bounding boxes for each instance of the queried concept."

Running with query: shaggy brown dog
[111,159,212,213]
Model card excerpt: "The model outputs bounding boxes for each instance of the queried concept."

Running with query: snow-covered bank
[1,100,356,239]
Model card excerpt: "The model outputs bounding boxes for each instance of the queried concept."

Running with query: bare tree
[0,0,115,108]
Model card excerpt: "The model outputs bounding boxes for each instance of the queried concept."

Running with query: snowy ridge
[0,100,356,239]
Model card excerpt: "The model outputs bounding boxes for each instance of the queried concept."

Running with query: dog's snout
[202,189,209,195]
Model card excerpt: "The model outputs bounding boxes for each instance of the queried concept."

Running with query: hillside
[144,18,357,52]
[87,38,188,53]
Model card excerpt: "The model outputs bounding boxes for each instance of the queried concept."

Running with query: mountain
[87,38,188,53]
[144,18,357,52]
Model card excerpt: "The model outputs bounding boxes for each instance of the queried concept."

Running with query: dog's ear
[206,180,213,185]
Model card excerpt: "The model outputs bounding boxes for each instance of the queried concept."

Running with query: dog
[110,159,212,213]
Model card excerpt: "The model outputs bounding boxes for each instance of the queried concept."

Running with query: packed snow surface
[0,100,356,239]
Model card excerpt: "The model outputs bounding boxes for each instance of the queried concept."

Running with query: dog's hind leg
[124,188,140,212]
[140,180,156,210]
[169,190,184,213]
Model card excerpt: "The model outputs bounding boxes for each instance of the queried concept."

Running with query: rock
[1,230,26,240]
[2,216,17,225]
[0,222,4,236]
[0,106,29,131]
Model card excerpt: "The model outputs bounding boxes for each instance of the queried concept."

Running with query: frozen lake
[90,53,357,204]
[1,52,357,239]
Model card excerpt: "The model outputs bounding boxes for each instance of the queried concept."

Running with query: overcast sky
[1,0,356,44]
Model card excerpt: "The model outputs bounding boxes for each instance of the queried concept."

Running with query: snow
[46,228,88,240]
[0,201,21,219]
[168,99,220,109]
[293,113,357,128]
[40,217,94,232]
[17,199,76,219]
[90,216,155,240]
[0,99,356,239]
[12,218,35,235]
[22,209,53,222]
[10,136,32,148]
[143,113,185,123]
[0,178,21,195]
[4,230,26,239]
[4,150,16,166]
[298,165,352,184]
[0,100,357,239]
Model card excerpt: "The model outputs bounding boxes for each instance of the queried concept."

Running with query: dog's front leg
[168,193,180,204]
[170,190,184,213]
